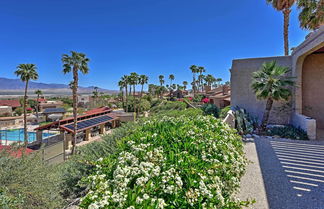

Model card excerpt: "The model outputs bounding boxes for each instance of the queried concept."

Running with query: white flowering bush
[80,115,248,208]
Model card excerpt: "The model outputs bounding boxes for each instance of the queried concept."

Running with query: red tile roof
[84,107,111,114]
[0,100,21,108]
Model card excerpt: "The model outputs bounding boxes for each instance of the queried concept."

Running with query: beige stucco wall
[302,53,324,129]
[231,56,292,125]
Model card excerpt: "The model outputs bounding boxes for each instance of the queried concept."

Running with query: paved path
[239,137,324,209]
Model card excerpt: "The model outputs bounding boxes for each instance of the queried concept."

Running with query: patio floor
[239,137,324,209]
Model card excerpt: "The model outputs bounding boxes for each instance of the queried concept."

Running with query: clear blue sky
[0,0,309,90]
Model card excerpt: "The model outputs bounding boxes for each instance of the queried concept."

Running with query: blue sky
[0,0,309,90]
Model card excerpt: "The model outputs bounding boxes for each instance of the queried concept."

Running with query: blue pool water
[0,129,55,142]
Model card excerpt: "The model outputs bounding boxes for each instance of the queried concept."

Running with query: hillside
[0,77,118,95]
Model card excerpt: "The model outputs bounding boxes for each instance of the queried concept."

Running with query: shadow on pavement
[254,138,324,209]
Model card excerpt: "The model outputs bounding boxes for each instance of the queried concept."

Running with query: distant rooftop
[43,108,66,114]
[0,100,21,108]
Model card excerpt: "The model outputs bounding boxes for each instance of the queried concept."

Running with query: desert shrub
[0,151,64,209]
[267,125,308,140]
[234,107,258,135]
[220,106,231,119]
[201,103,220,118]
[150,101,186,113]
[79,115,248,208]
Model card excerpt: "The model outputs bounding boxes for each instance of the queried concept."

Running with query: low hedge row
[80,115,248,208]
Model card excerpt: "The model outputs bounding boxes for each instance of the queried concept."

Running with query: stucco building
[231,26,324,140]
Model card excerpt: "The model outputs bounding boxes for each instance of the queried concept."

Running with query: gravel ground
[239,136,324,209]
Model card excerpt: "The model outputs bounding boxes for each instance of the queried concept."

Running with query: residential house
[230,26,324,140]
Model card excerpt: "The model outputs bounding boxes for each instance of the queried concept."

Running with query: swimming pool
[0,129,55,143]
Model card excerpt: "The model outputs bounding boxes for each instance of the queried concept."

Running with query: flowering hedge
[80,115,247,209]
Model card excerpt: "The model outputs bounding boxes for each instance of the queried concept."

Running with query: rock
[222,110,235,129]
[246,134,252,138]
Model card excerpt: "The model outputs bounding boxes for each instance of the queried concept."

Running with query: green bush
[58,121,142,200]
[150,101,186,113]
[79,115,247,208]
[125,97,151,113]
[192,94,203,103]
[267,125,308,140]
[220,106,231,119]
[201,103,220,118]
[14,107,23,116]
[0,151,64,209]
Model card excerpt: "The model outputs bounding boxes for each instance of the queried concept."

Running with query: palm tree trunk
[36,94,39,123]
[121,87,125,110]
[260,98,274,133]
[283,8,291,56]
[23,80,29,147]
[133,84,136,117]
[138,84,144,115]
[125,85,128,112]
[72,68,78,155]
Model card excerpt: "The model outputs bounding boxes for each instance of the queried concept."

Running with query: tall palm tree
[139,75,148,97]
[169,74,175,85]
[251,61,294,132]
[15,64,39,147]
[159,75,165,86]
[297,0,324,30]
[190,65,198,95]
[168,74,175,99]
[127,75,133,96]
[121,75,129,112]
[267,0,296,56]
[204,74,215,88]
[138,75,148,114]
[129,72,139,114]
[34,89,42,123]
[197,66,205,92]
[118,80,125,110]
[92,86,99,107]
[183,81,188,91]
[62,51,90,154]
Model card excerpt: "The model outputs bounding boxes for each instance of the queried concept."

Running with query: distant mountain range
[0,77,118,95]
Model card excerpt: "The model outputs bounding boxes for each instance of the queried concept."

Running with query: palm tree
[129,72,139,114]
[197,66,205,92]
[15,64,39,147]
[62,51,90,154]
[183,81,188,91]
[34,89,42,123]
[138,75,148,114]
[118,80,125,110]
[190,65,198,95]
[121,75,129,112]
[168,74,175,99]
[158,75,165,86]
[216,78,223,86]
[297,0,324,30]
[204,74,215,88]
[251,61,294,132]
[92,86,99,107]
[266,0,296,56]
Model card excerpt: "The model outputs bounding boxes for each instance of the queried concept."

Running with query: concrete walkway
[239,137,324,209]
